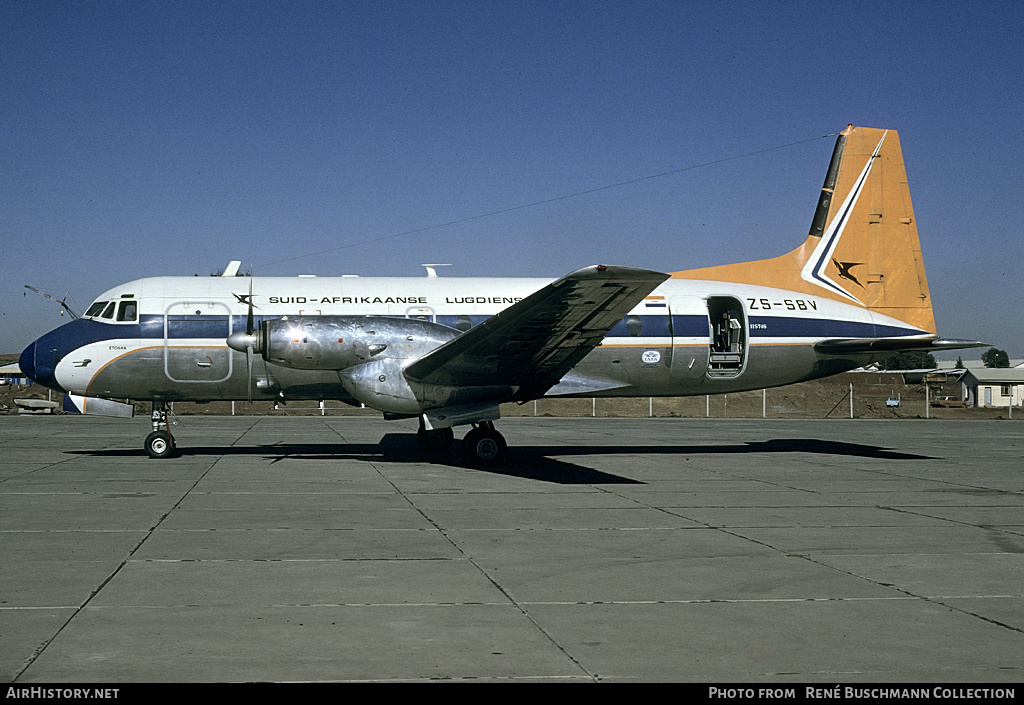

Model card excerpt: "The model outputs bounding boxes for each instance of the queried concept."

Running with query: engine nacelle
[338,357,518,416]
[232,315,511,416]
[259,316,458,371]
[337,356,422,414]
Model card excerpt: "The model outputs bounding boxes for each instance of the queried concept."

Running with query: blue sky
[3,1,1022,358]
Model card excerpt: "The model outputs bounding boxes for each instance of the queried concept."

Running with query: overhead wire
[256,131,840,270]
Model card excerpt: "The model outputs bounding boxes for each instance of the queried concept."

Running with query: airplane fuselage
[21,272,928,407]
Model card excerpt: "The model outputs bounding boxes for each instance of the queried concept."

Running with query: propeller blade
[226,268,259,403]
[246,272,254,402]
[246,276,254,336]
[246,346,254,404]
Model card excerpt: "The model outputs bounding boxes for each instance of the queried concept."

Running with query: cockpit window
[116,301,138,322]
[100,302,116,319]
[85,301,108,318]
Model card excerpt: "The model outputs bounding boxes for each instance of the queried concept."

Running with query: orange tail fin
[672,125,935,333]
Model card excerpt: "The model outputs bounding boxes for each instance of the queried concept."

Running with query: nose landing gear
[144,402,176,458]
[144,430,174,458]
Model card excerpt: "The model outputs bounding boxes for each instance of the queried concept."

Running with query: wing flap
[404,265,668,396]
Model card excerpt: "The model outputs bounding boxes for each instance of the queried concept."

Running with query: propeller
[226,274,261,402]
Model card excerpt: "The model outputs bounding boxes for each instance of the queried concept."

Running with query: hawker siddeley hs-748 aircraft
[20,125,984,465]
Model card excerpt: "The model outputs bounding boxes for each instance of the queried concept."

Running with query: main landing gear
[144,402,176,459]
[460,422,507,466]
[415,420,507,466]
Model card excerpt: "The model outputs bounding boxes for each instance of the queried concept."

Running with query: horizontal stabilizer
[815,337,989,355]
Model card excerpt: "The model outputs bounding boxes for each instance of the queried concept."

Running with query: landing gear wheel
[417,426,454,451]
[461,425,507,466]
[144,430,174,459]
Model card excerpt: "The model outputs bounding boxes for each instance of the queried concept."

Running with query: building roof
[0,362,24,375]
[961,368,1024,383]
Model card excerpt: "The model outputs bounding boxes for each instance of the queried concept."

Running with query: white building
[961,368,1024,408]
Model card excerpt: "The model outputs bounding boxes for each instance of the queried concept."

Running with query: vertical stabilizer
[672,125,936,333]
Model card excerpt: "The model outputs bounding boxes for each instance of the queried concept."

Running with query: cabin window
[85,301,108,318]
[456,315,473,332]
[117,301,138,322]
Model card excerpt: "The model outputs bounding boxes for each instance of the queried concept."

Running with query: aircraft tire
[144,430,174,459]
[417,427,454,451]
[462,427,507,466]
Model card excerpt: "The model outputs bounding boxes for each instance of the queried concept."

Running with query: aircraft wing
[404,265,669,398]
[814,337,989,354]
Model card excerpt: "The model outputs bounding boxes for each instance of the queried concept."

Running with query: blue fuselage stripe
[38,313,926,359]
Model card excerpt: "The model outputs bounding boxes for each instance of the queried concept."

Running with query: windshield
[85,301,108,318]
[116,300,138,322]
[84,299,138,322]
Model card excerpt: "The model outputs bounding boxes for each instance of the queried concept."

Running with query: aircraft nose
[20,336,64,392]
[18,340,36,381]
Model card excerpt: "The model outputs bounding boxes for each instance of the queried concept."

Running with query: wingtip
[575,264,670,281]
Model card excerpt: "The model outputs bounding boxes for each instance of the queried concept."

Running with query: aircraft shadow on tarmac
[69,435,937,485]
